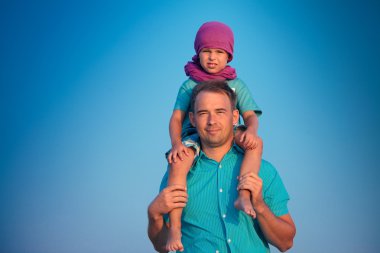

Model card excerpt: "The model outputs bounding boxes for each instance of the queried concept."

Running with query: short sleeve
[260,160,290,216]
[173,79,197,111]
[229,79,262,116]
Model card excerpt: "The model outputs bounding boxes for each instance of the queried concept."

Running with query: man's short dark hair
[190,80,237,112]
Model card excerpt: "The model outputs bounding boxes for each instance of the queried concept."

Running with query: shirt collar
[196,143,244,164]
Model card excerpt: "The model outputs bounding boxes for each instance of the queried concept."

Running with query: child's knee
[186,146,196,156]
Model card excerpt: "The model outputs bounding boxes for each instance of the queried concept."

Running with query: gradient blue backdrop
[1,1,379,252]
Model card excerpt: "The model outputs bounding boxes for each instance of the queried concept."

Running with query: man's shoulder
[260,159,276,171]
[259,159,279,182]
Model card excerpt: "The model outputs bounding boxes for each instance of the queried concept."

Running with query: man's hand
[148,185,188,252]
[237,172,296,252]
[148,185,188,219]
[237,172,265,213]
[167,142,190,164]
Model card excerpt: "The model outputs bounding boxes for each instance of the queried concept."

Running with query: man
[148,81,296,252]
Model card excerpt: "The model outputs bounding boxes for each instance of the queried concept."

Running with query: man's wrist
[253,199,267,215]
[148,203,163,221]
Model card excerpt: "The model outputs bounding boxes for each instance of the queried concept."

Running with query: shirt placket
[217,159,233,252]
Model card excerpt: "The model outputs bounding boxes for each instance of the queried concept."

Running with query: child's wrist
[171,140,182,146]
[246,126,257,134]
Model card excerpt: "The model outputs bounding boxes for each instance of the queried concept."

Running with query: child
[166,21,263,252]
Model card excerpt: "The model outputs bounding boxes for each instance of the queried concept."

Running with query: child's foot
[166,227,184,252]
[234,196,256,218]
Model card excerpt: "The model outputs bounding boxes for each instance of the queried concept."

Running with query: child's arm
[239,111,260,150]
[168,109,190,163]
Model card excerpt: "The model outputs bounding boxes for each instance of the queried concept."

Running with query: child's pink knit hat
[194,21,234,62]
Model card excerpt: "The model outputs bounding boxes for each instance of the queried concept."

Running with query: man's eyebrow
[196,109,208,114]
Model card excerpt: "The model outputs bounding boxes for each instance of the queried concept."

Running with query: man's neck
[201,140,234,163]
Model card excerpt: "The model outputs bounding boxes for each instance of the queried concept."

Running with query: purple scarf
[184,59,237,82]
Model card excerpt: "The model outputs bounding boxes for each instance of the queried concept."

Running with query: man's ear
[189,112,196,127]
[232,109,239,125]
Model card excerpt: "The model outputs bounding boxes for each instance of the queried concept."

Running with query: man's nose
[207,113,216,124]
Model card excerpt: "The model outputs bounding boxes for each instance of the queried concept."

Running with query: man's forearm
[147,185,188,252]
[255,202,296,252]
[147,205,168,252]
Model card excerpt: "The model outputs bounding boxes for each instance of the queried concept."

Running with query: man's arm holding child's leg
[148,185,188,252]
[238,173,296,252]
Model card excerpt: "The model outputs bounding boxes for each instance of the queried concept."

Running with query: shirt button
[219,164,222,169]
[227,238,232,243]
[216,251,219,253]
[219,188,223,193]
[222,214,226,218]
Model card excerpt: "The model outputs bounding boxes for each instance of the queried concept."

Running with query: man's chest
[183,159,241,218]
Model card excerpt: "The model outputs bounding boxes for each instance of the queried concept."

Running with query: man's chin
[203,137,225,148]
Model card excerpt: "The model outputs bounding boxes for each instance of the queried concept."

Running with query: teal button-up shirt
[160,145,290,253]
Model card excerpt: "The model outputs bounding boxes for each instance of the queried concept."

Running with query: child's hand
[239,131,259,150]
[168,142,190,164]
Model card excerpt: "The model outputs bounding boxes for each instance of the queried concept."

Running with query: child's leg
[166,147,195,252]
[234,128,263,218]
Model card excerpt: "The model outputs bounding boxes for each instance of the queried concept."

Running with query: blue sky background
[1,1,379,252]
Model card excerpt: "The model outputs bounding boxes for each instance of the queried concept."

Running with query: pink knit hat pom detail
[194,21,234,62]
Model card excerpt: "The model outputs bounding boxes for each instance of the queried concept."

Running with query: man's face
[190,91,239,149]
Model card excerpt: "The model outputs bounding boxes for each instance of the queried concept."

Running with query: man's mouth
[206,128,220,134]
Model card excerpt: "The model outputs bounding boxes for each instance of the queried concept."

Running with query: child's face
[199,48,229,74]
